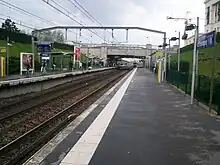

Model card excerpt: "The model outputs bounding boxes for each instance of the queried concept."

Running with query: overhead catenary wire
[0,13,40,29]
[0,15,90,42]
[68,0,118,42]
[0,17,36,30]
[52,0,110,43]
[0,0,112,43]
[42,0,111,43]
[68,0,102,26]
[0,0,55,25]
[48,0,98,41]
[0,0,91,42]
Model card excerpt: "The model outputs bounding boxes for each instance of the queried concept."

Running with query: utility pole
[177,31,181,71]
[6,36,9,76]
[169,39,171,69]
[65,28,68,42]
[164,33,167,81]
[190,17,199,105]
[126,29,129,56]
[31,35,35,73]
[168,15,200,104]
[167,12,192,72]
[195,19,199,89]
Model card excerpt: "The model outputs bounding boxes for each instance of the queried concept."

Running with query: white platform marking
[60,68,137,165]
[23,70,131,165]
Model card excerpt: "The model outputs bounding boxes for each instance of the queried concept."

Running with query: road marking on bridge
[60,68,137,165]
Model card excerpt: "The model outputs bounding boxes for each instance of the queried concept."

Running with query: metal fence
[166,70,220,114]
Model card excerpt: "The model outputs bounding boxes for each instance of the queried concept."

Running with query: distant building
[169,45,179,53]
[184,33,204,46]
[204,0,220,32]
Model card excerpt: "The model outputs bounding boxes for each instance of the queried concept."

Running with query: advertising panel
[20,53,34,75]
[75,47,81,61]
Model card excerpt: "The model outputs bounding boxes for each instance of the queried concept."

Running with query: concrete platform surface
[89,69,220,165]
[25,68,220,165]
[0,67,113,87]
[0,71,70,82]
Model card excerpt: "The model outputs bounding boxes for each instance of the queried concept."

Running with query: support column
[195,19,199,89]
[111,29,114,48]
[126,29,129,43]
[78,29,82,69]
[126,29,129,55]
[177,31,181,71]
[163,33,167,81]
[65,28,68,42]
[101,45,107,66]
[190,17,199,105]
[6,36,9,76]
[169,39,171,70]
[31,36,35,73]
[104,29,106,43]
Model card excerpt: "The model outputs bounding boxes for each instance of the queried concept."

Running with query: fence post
[177,71,180,88]
[197,75,201,102]
[209,45,216,111]
[184,73,188,93]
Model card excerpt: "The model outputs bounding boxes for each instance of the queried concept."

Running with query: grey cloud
[67,0,128,25]
[0,0,205,45]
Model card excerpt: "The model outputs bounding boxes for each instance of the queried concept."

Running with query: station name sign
[197,31,215,48]
[37,42,52,53]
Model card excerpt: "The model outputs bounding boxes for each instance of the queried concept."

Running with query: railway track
[0,69,119,147]
[0,69,130,165]
[0,69,113,121]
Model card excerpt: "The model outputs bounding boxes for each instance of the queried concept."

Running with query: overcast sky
[0,0,205,47]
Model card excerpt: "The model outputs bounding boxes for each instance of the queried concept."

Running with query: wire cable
[0,0,55,25]
[43,0,109,42]
[67,0,102,26]
[0,17,36,29]
[0,1,91,42]
[45,0,112,43]
[0,13,40,29]
[51,0,108,42]
[68,0,117,42]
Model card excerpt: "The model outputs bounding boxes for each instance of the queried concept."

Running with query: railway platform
[25,68,220,165]
[0,67,113,98]
[0,68,112,87]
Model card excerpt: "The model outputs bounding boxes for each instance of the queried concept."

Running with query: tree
[2,18,20,33]
[51,30,64,43]
[38,30,64,43]
[38,31,53,41]
[56,30,64,43]
[20,29,26,34]
[80,53,88,63]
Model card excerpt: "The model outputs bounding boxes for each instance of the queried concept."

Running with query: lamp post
[158,45,163,49]
[168,39,171,70]
[158,42,168,81]
[184,17,199,104]
[168,36,180,70]
[177,32,181,71]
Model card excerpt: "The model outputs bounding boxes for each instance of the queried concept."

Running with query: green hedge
[0,28,34,44]
[9,56,20,74]
[180,43,194,54]
[53,42,73,51]
[167,70,220,114]
[170,61,190,73]
[0,28,73,50]
[8,56,41,74]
